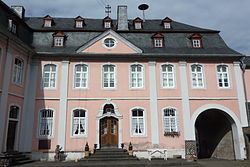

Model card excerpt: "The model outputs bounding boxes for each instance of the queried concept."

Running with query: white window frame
[162,107,179,133]
[190,64,205,89]
[130,107,147,137]
[164,22,171,29]
[154,39,163,48]
[44,20,51,27]
[216,64,231,89]
[160,63,175,89]
[73,63,88,89]
[75,21,83,28]
[104,21,111,28]
[42,63,57,89]
[38,108,55,138]
[71,108,88,138]
[12,57,24,86]
[102,37,117,49]
[54,37,64,47]
[135,22,142,29]
[129,63,144,89]
[192,39,201,48]
[8,19,17,34]
[102,64,116,89]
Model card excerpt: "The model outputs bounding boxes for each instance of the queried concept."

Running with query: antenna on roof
[105,5,111,17]
[138,4,149,22]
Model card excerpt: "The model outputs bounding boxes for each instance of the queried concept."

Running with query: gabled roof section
[152,33,164,38]
[74,16,84,21]
[76,29,142,53]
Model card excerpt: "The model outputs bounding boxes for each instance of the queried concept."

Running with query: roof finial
[105,5,111,17]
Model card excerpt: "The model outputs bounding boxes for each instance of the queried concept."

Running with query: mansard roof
[245,57,250,68]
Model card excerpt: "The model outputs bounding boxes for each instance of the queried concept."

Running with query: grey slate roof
[245,57,250,67]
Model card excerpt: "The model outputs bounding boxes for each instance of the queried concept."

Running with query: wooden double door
[100,117,118,147]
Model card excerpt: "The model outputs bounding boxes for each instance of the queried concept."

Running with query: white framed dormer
[70,107,88,138]
[130,107,147,137]
[101,63,117,90]
[190,63,206,89]
[129,63,145,90]
[8,19,17,34]
[37,108,55,139]
[73,63,89,89]
[102,36,118,50]
[12,56,25,87]
[41,63,58,90]
[160,63,176,89]
[133,17,143,30]
[162,107,180,136]
[216,64,231,89]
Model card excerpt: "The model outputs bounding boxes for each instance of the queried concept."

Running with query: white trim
[189,63,206,89]
[37,108,55,139]
[161,107,179,134]
[70,107,88,138]
[76,29,142,53]
[41,63,58,90]
[160,63,176,89]
[179,61,192,140]
[96,101,123,149]
[216,64,232,89]
[233,62,248,126]
[73,63,89,89]
[129,63,145,90]
[36,97,61,100]
[190,104,246,160]
[101,63,117,90]
[149,61,159,144]
[58,61,69,149]
[189,97,238,100]
[102,36,118,49]
[8,92,24,98]
[130,106,147,137]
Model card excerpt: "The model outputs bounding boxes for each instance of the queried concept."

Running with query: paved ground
[197,159,250,167]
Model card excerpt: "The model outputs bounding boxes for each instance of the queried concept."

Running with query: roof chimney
[117,6,128,31]
[11,6,25,19]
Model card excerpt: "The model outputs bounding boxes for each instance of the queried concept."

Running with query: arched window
[39,109,54,137]
[74,64,88,88]
[130,64,143,89]
[131,108,145,135]
[217,65,230,88]
[43,64,56,88]
[13,57,24,85]
[72,109,86,136]
[9,105,19,120]
[103,64,115,88]
[191,64,204,88]
[163,108,178,133]
[161,64,175,88]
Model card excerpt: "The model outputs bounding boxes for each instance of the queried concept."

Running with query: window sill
[164,131,180,137]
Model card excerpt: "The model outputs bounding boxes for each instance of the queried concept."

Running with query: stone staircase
[2,151,34,166]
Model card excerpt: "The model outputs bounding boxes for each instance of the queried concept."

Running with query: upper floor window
[152,33,164,48]
[103,38,116,49]
[191,64,204,88]
[74,64,88,88]
[74,16,84,28]
[9,105,19,120]
[39,109,54,137]
[217,65,230,88]
[8,19,17,34]
[53,31,65,47]
[190,33,202,48]
[13,57,24,85]
[43,64,56,88]
[130,64,143,89]
[103,64,115,88]
[72,109,86,136]
[161,64,175,88]
[163,108,178,133]
[162,17,172,29]
[131,108,145,136]
[134,17,143,30]
[43,15,53,28]
[103,16,112,29]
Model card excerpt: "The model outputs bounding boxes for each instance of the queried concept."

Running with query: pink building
[0,1,250,161]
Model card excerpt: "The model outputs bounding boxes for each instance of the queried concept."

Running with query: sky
[2,0,250,56]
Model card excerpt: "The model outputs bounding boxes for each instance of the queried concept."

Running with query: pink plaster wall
[0,42,6,89]
[245,69,250,100]
[81,34,138,54]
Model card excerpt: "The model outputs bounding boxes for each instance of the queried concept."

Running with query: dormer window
[53,31,65,47]
[103,16,112,29]
[190,33,202,48]
[152,33,164,48]
[75,16,84,28]
[134,17,143,30]
[43,15,53,28]
[162,17,172,29]
[8,19,17,34]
